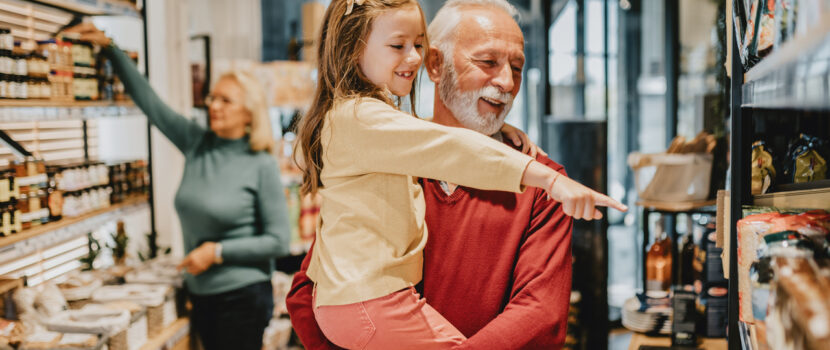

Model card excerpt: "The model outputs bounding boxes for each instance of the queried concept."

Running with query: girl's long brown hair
[295,0,428,195]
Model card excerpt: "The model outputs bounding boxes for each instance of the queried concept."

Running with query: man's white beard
[438,60,513,135]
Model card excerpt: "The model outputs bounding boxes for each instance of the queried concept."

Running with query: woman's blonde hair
[214,70,275,153]
[295,0,428,195]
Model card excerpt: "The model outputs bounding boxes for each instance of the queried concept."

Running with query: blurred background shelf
[741,13,830,110]
[30,0,139,17]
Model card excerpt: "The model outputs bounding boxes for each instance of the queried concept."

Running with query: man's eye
[512,66,522,72]
[479,60,496,66]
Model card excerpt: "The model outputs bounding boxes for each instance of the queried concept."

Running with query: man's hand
[546,173,628,220]
[61,22,111,46]
[500,123,548,158]
[177,242,217,276]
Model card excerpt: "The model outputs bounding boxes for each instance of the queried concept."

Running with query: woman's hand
[61,22,111,46]
[177,242,217,276]
[500,123,548,158]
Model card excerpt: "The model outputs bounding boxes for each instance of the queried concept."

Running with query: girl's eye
[415,44,423,49]
[390,45,404,49]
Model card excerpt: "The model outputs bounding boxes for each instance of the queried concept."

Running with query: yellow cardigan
[308,97,534,306]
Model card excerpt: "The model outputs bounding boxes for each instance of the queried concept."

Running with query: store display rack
[727,12,830,350]
[30,0,139,18]
[0,195,148,259]
[0,0,154,282]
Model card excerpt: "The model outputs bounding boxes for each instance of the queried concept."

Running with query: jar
[8,75,18,99]
[0,74,8,98]
[1,203,10,236]
[0,50,12,75]
[46,168,63,221]
[16,191,30,230]
[35,188,48,224]
[27,77,37,99]
[0,29,12,51]
[17,75,26,99]
[41,77,50,99]
[0,170,11,203]
[13,52,27,77]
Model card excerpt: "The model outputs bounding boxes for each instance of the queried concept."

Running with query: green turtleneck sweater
[104,44,291,295]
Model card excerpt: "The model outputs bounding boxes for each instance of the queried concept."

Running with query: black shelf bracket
[0,129,32,158]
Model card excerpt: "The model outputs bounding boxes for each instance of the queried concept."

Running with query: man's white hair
[427,0,520,57]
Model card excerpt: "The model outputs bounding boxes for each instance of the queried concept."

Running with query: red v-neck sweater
[286,153,573,349]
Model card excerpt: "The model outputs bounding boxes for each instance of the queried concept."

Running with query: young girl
[295,0,626,348]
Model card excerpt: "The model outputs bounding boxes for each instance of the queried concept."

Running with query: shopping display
[751,134,829,194]
[0,255,180,350]
[736,207,830,349]
[0,28,135,102]
[0,158,147,238]
[733,0,826,69]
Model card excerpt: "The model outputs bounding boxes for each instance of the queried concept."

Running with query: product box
[671,288,698,347]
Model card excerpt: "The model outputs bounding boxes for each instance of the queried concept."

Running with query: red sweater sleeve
[285,243,343,350]
[456,164,573,350]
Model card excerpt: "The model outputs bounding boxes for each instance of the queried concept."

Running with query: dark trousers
[189,281,274,350]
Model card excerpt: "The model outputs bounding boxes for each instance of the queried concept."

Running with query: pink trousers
[313,287,466,350]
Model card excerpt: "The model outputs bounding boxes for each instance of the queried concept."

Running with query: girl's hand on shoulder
[177,242,217,276]
[500,123,548,158]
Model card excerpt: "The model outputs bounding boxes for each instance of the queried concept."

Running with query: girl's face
[358,4,425,97]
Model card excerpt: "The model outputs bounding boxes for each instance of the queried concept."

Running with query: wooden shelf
[637,199,717,212]
[0,99,135,108]
[31,0,140,17]
[139,317,190,350]
[0,195,148,250]
[753,186,830,210]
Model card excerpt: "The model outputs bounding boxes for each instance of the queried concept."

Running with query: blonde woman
[66,23,290,350]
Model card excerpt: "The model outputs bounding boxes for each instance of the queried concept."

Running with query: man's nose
[491,63,514,93]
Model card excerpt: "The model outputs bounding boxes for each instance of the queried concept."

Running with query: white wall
[142,0,192,257]
[187,0,262,64]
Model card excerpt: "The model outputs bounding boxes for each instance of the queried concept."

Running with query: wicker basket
[147,287,177,338]
[108,307,148,350]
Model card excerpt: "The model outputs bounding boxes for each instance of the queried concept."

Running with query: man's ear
[425,45,443,84]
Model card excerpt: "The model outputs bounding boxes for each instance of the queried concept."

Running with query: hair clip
[344,0,366,16]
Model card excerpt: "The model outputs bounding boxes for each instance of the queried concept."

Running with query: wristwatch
[214,243,223,264]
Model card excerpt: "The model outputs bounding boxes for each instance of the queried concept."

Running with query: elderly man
[286,0,572,349]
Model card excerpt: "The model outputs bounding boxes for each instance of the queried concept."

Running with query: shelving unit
[0,0,154,285]
[30,0,139,17]
[728,11,830,350]
[0,195,147,250]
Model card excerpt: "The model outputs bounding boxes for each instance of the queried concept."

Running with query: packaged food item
[785,134,828,184]
[738,211,786,323]
[752,141,776,194]
[769,256,830,349]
